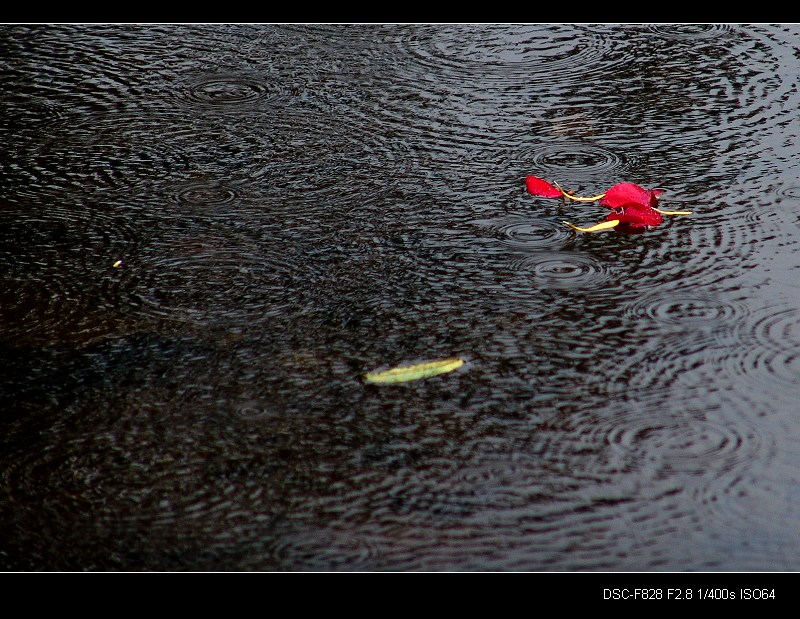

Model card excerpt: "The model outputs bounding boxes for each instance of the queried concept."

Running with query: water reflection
[2,23,800,571]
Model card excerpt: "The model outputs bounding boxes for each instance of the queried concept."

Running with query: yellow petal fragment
[553,181,606,202]
[364,357,465,384]
[563,219,621,233]
[561,191,608,203]
[113,260,123,268]
[653,208,692,216]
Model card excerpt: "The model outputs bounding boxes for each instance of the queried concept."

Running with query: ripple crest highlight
[173,73,281,109]
[509,251,611,290]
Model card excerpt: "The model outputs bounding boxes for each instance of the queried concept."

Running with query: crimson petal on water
[525,175,563,198]
[607,203,664,229]
[600,182,663,209]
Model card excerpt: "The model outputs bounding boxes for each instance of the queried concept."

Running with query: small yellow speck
[113,260,123,268]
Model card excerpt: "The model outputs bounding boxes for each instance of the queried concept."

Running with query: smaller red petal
[607,203,664,229]
[525,176,563,198]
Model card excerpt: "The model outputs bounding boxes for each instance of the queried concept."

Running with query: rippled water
[2,23,800,571]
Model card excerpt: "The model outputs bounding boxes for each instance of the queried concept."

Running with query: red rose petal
[607,203,664,229]
[525,175,563,198]
[600,183,665,209]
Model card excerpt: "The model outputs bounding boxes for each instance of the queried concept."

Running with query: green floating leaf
[364,357,465,384]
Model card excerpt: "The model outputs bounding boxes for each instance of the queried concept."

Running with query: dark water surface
[2,23,800,571]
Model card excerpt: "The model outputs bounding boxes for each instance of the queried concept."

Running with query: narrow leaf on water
[563,219,620,233]
[653,208,692,216]
[364,357,465,384]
